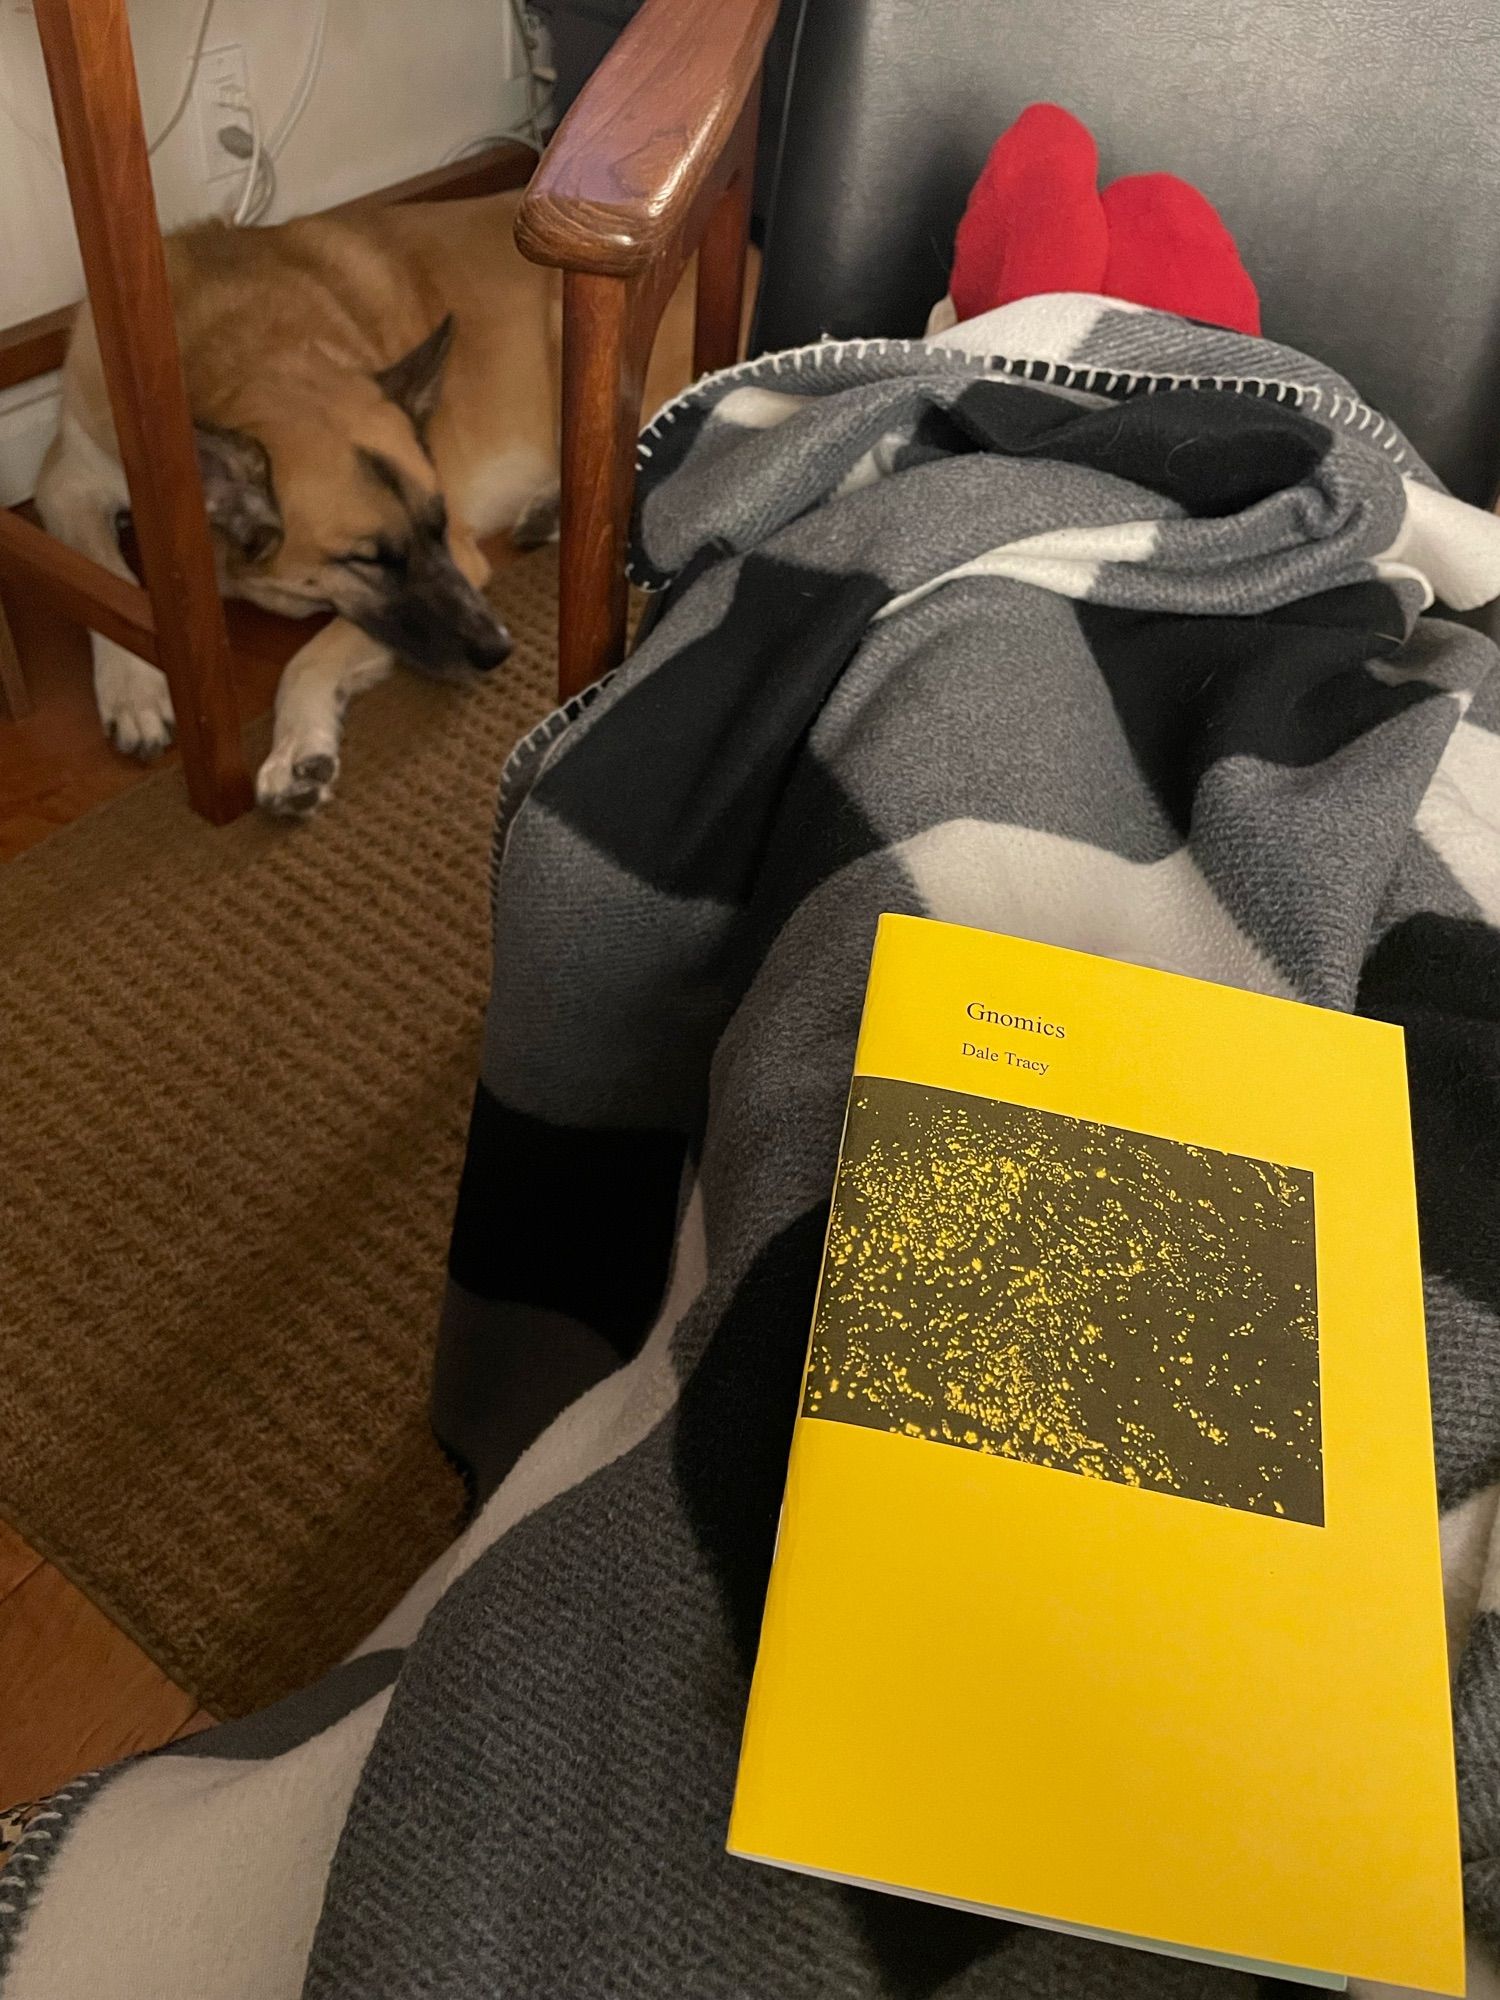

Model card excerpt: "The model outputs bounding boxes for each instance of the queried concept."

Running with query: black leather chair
[517,0,1500,696]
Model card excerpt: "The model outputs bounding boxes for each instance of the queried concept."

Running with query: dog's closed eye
[336,544,405,574]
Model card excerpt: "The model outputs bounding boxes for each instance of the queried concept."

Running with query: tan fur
[37,190,699,814]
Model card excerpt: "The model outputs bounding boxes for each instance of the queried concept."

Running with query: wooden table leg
[0,589,31,720]
[32,0,252,823]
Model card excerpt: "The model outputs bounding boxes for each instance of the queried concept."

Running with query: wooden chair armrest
[528,0,775,699]
[515,0,779,278]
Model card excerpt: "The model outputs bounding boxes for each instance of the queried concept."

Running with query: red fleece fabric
[1100,172,1261,334]
[950,103,1108,322]
[949,104,1261,336]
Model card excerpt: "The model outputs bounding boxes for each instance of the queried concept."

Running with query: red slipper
[950,103,1110,322]
[1099,171,1260,334]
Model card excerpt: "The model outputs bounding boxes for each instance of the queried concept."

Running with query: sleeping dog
[36,190,694,816]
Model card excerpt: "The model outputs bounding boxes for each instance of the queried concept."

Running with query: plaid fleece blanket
[7,293,1500,2000]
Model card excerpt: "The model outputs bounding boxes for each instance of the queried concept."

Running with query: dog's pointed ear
[194,422,282,562]
[375,315,455,436]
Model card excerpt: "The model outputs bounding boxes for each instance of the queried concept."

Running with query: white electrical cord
[438,0,555,164]
[507,0,546,151]
[214,80,278,224]
[214,0,323,225]
[221,0,323,223]
[264,0,327,161]
[3,0,527,227]
[0,0,216,172]
[0,0,324,225]
[224,90,268,225]
[144,0,222,153]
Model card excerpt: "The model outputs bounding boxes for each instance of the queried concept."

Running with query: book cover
[729,915,1463,1994]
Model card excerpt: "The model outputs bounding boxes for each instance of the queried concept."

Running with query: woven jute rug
[0,549,560,1717]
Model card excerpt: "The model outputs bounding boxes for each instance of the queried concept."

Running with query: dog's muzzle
[352,551,513,678]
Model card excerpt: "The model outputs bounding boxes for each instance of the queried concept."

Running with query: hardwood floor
[0,575,290,862]
[0,1522,211,1813]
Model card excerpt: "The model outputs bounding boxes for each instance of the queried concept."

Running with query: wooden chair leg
[552,81,761,704]
[557,270,658,703]
[33,0,251,824]
[692,155,755,379]
[0,588,31,721]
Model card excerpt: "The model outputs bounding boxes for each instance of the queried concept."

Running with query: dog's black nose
[470,630,512,672]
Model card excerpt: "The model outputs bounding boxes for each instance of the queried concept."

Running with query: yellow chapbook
[730,915,1462,1993]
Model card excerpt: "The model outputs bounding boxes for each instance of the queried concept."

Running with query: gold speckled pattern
[805,1076,1322,1523]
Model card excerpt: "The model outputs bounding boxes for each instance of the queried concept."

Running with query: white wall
[0,0,528,499]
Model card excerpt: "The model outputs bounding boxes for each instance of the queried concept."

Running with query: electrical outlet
[194,43,251,182]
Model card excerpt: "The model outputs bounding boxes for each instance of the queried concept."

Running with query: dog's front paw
[255,745,340,819]
[95,645,175,760]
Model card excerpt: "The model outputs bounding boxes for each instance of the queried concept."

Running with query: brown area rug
[0,549,559,1717]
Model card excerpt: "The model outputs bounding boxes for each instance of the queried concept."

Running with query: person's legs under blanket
[9,297,1500,1999]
